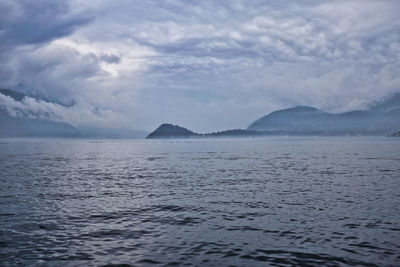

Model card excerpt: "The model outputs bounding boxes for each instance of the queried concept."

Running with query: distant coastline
[147,93,400,139]
[1,89,400,139]
[146,124,400,139]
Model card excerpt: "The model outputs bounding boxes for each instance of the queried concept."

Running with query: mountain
[146,124,199,139]
[390,131,400,137]
[247,94,400,135]
[148,93,400,138]
[146,125,278,139]
[0,89,81,137]
[146,124,273,139]
[0,116,80,137]
[3,88,400,138]
[1,89,148,138]
[369,93,400,114]
[248,106,333,133]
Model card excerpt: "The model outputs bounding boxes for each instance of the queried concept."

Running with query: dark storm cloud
[100,54,121,64]
[0,0,92,49]
[0,0,95,93]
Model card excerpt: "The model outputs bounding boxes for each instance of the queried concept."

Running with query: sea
[0,137,399,266]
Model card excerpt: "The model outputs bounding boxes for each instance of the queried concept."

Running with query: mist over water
[0,137,399,266]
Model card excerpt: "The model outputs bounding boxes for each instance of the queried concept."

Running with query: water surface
[0,137,399,266]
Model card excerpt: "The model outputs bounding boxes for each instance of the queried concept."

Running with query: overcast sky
[1,0,399,132]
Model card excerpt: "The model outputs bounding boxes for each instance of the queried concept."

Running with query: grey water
[0,137,399,266]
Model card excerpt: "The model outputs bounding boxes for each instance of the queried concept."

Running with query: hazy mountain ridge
[390,131,400,137]
[0,116,80,137]
[0,89,147,138]
[2,89,399,138]
[148,93,400,138]
[247,94,400,135]
[0,89,81,137]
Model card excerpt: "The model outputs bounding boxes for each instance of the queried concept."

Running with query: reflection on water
[0,137,399,266]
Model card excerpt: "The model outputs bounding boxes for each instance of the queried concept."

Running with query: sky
[0,0,400,132]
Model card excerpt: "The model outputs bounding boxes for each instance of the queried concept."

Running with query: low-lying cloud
[0,93,126,128]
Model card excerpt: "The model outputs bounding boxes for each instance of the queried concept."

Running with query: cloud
[100,54,121,64]
[1,0,400,132]
[0,0,92,50]
[0,93,126,128]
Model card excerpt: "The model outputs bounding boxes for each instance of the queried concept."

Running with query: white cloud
[1,0,400,132]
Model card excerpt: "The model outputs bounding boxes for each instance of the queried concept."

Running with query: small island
[146,124,200,139]
[145,123,279,139]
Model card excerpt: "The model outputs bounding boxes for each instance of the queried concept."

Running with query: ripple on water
[0,138,399,266]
